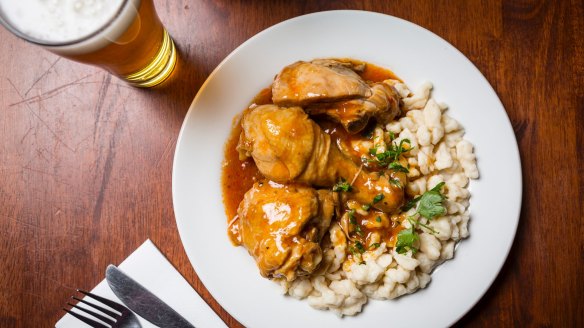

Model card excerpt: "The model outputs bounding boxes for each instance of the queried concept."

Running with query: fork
[63,289,142,328]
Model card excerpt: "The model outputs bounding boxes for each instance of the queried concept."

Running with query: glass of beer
[0,0,177,88]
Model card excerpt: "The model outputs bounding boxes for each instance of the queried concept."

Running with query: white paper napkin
[55,239,227,328]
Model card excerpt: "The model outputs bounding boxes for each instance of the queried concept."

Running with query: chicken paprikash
[222,58,479,315]
[225,59,406,279]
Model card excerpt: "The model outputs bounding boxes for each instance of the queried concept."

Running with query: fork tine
[67,302,116,325]
[62,308,108,328]
[72,296,120,318]
[78,289,126,312]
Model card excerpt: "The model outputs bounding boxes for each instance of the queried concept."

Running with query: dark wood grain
[0,1,582,327]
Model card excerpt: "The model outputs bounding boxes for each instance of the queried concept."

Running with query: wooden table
[0,1,582,327]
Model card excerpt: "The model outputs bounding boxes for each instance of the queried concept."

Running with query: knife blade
[105,264,195,328]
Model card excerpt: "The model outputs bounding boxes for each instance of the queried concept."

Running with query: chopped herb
[373,150,389,163]
[373,194,384,204]
[362,204,371,211]
[354,224,363,236]
[333,178,352,192]
[389,131,396,141]
[389,161,410,173]
[370,243,381,249]
[348,209,357,225]
[355,241,366,253]
[396,138,412,153]
[347,209,363,235]
[368,139,412,171]
[349,244,365,264]
[395,227,419,254]
[389,178,402,188]
[375,216,382,223]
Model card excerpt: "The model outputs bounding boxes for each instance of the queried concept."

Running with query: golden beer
[0,0,177,88]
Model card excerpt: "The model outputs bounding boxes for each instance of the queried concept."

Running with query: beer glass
[0,0,177,88]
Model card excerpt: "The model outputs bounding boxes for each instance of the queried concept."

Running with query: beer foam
[0,0,125,43]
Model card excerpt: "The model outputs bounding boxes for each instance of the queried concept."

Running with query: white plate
[172,10,521,328]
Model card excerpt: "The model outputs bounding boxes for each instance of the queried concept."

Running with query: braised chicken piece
[237,105,406,212]
[306,82,401,134]
[236,181,335,281]
[272,59,401,134]
[272,59,371,107]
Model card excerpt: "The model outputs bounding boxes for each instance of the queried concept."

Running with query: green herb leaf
[355,241,366,253]
[389,131,396,141]
[374,152,390,164]
[389,161,410,173]
[332,178,353,192]
[348,209,357,225]
[368,139,412,167]
[376,216,382,223]
[373,194,384,204]
[395,227,419,254]
[354,224,363,236]
[429,182,445,193]
[370,243,381,249]
[417,190,446,220]
[362,204,371,211]
[400,182,445,213]
[401,195,421,211]
[389,178,402,188]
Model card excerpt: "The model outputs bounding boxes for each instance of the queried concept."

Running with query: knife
[105,265,196,328]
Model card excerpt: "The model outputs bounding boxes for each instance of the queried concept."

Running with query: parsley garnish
[395,182,446,254]
[370,243,381,249]
[367,139,412,177]
[375,216,382,223]
[355,241,366,253]
[396,227,419,254]
[362,204,371,211]
[389,178,402,188]
[418,189,446,219]
[347,209,363,236]
[373,194,384,204]
[332,178,352,192]
[388,161,409,173]
[368,139,411,167]
[400,182,445,212]
[348,209,357,224]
